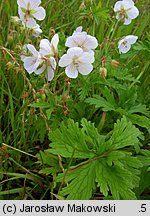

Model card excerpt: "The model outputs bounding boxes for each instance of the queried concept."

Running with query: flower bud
[79,1,86,10]
[15,44,23,53]
[7,35,14,44]
[10,16,21,25]
[111,60,119,68]
[6,61,14,70]
[99,67,107,79]
[39,89,46,101]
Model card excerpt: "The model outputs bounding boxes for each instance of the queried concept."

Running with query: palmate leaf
[127,114,150,133]
[50,117,143,199]
[137,150,150,167]
[104,116,142,150]
[85,95,116,111]
[57,153,141,200]
[86,86,150,132]
[59,162,96,200]
[48,119,96,159]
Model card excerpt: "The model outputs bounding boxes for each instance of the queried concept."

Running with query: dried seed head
[99,67,107,79]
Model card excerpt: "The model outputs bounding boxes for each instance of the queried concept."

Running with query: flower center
[118,5,131,19]
[72,55,79,65]
[21,2,36,20]
[123,40,128,48]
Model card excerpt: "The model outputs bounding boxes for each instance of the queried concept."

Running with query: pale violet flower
[21,34,59,81]
[114,0,139,25]
[17,0,46,28]
[59,47,94,79]
[21,45,56,81]
[39,34,59,57]
[65,26,98,54]
[118,35,138,53]
[73,26,87,35]
[34,56,56,81]
[21,44,41,74]
[31,24,42,37]
[36,34,59,81]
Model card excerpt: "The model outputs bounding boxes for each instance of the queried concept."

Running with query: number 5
[141,204,146,212]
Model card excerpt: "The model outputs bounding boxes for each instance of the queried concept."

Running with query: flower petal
[124,0,134,7]
[26,17,37,28]
[34,64,46,74]
[32,24,42,37]
[67,47,83,57]
[65,36,78,47]
[114,1,132,11]
[65,64,78,79]
[118,41,131,54]
[49,57,57,70]
[17,0,27,8]
[124,18,132,25]
[47,66,54,81]
[24,56,40,73]
[34,6,46,20]
[59,54,72,67]
[21,55,26,61]
[29,0,41,9]
[27,44,39,56]
[79,52,94,63]
[114,1,124,12]
[83,35,98,50]
[127,6,139,19]
[75,26,83,33]
[40,39,52,56]
[78,63,93,75]
[126,35,138,44]
[66,33,87,48]
[51,34,59,52]
[18,7,25,20]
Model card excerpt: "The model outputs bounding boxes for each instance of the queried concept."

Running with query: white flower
[118,35,138,53]
[35,34,59,81]
[31,24,42,37]
[39,34,59,57]
[114,0,139,25]
[17,0,46,28]
[65,26,98,54]
[21,35,59,81]
[21,44,41,74]
[59,47,94,79]
[34,56,56,81]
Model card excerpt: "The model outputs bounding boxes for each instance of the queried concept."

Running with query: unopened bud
[6,61,14,70]
[111,60,119,68]
[7,35,13,44]
[10,16,21,25]
[99,67,107,79]
[39,89,46,101]
[15,44,23,53]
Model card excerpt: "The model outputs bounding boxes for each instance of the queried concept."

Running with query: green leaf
[128,104,149,115]
[105,116,142,150]
[138,150,150,167]
[60,162,96,200]
[86,95,116,111]
[51,117,142,199]
[48,119,96,159]
[46,108,54,120]
[127,114,150,133]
